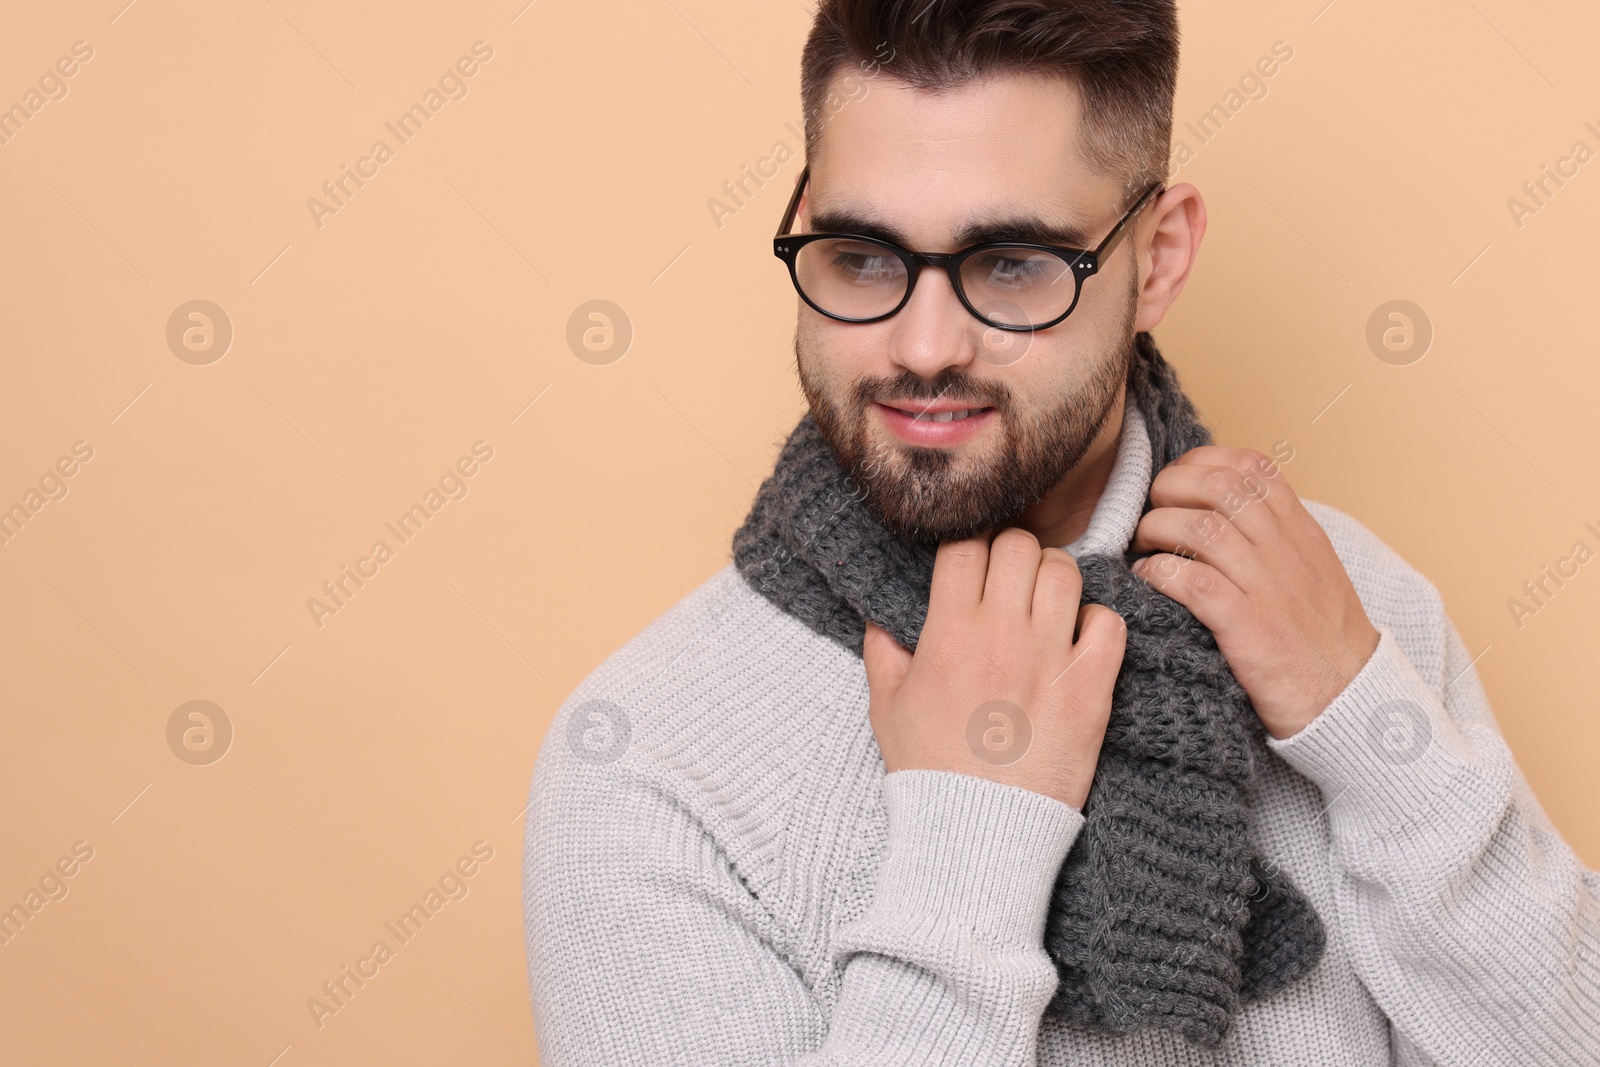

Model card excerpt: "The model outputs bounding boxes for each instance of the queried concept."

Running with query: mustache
[853,372,1011,411]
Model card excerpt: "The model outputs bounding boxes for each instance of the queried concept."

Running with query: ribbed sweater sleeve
[1266,611,1600,1066]
[523,724,824,1066]
[806,770,1084,1065]
[523,729,1083,1066]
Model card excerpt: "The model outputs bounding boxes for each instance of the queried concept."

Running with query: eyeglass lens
[792,238,1081,327]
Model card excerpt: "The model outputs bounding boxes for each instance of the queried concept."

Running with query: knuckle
[992,527,1041,556]
[1152,553,1183,581]
[1203,467,1249,503]
[1235,450,1270,478]
[1182,514,1219,546]
[1087,603,1128,636]
[939,540,985,567]
[1066,640,1121,689]
[1247,450,1282,483]
[1037,547,1082,582]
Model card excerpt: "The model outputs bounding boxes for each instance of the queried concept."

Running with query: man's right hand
[862,528,1128,810]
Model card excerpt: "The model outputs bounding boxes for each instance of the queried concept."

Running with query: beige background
[1,0,1595,1063]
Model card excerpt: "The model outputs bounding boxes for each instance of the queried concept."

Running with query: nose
[885,262,981,382]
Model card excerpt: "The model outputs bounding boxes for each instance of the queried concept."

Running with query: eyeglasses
[773,165,1163,332]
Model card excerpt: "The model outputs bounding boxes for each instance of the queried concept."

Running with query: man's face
[794,71,1143,545]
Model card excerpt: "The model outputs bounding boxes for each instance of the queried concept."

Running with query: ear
[1132,182,1207,333]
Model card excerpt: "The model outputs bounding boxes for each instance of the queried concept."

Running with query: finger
[1132,552,1249,632]
[1146,463,1282,546]
[862,621,912,700]
[1130,505,1253,576]
[1050,602,1127,695]
[928,536,989,621]
[1168,446,1301,519]
[1031,547,1083,641]
[981,527,1043,614]
[1072,602,1128,663]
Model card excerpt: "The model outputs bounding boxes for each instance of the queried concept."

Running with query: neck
[1013,385,1128,550]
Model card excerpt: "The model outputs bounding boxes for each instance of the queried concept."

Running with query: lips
[874,401,996,446]
[889,406,989,422]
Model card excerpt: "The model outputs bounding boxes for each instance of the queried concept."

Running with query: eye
[993,258,1044,280]
[828,248,901,283]
[969,250,1059,290]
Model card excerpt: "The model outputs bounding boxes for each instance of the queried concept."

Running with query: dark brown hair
[799,0,1179,193]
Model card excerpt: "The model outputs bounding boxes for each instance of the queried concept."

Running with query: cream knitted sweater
[522,399,1600,1065]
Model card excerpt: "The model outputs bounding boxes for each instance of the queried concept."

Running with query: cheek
[1001,334,1075,396]
[793,321,834,392]
[1059,281,1139,385]
[977,321,1035,369]
[798,320,884,396]
[998,331,1119,428]
[1080,263,1140,333]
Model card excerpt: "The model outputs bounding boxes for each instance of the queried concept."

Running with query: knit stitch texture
[522,341,1600,1066]
[730,333,1323,1046]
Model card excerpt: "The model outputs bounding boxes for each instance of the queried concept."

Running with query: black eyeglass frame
[772,164,1164,332]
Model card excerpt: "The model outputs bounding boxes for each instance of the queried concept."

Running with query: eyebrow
[806,207,1097,251]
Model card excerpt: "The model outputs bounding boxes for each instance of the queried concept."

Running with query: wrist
[1268,620,1383,741]
[871,769,1085,949]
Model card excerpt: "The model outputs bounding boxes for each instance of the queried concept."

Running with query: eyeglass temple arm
[1092,180,1165,263]
[776,165,810,239]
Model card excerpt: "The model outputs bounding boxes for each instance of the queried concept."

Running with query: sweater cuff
[870,770,1084,951]
[1265,625,1505,844]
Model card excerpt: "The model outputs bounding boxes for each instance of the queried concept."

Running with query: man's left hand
[1128,446,1381,740]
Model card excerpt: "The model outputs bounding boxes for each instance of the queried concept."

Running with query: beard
[796,283,1137,546]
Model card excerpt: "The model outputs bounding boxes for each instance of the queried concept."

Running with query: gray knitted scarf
[731,332,1326,1047]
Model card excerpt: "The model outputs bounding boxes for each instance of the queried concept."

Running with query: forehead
[807,70,1117,242]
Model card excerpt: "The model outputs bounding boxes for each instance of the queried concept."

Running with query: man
[523,1,1600,1062]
